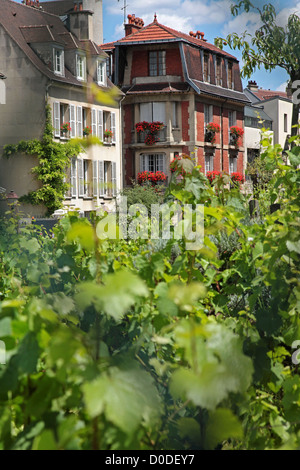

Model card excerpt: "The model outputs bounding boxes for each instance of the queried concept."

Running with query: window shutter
[97,109,103,141]
[54,101,60,137]
[71,157,77,197]
[93,160,98,197]
[77,106,83,137]
[91,108,97,136]
[111,112,116,144]
[78,158,84,196]
[111,162,117,196]
[98,160,105,196]
[69,104,76,138]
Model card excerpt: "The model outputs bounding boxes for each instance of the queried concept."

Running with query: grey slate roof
[0,0,106,87]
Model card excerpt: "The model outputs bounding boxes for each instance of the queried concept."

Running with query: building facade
[244,81,294,151]
[102,14,250,185]
[0,0,121,217]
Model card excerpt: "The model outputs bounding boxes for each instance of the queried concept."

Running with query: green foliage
[214,1,300,134]
[2,105,82,215]
[120,181,165,212]
[0,135,299,450]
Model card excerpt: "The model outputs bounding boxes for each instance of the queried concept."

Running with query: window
[149,51,166,76]
[216,57,222,86]
[204,104,213,129]
[203,54,210,82]
[76,53,86,81]
[141,153,165,173]
[228,110,236,128]
[204,153,214,174]
[103,111,116,143]
[227,62,233,89]
[140,102,166,124]
[229,155,237,174]
[54,48,64,76]
[98,160,117,197]
[284,113,288,132]
[53,101,69,138]
[97,60,106,86]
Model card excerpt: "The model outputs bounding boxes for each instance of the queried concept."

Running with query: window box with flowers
[61,122,71,138]
[137,170,167,186]
[83,126,92,137]
[104,129,113,143]
[135,121,164,145]
[205,122,220,144]
[229,126,244,146]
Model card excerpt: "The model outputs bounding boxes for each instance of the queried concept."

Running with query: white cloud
[107,0,234,41]
[222,11,262,37]
[276,81,288,92]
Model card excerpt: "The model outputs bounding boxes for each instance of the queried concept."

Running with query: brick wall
[131,50,148,79]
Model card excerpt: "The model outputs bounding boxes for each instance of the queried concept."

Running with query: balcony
[136,126,167,145]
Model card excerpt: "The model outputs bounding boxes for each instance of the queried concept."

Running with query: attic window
[76,53,86,81]
[149,51,166,77]
[54,48,64,76]
[97,60,106,86]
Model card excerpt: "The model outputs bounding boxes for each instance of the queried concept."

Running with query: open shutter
[112,162,117,196]
[77,106,83,137]
[71,157,77,197]
[54,101,60,137]
[111,112,116,144]
[98,161,105,196]
[78,158,84,196]
[93,160,98,197]
[69,104,76,138]
[91,108,97,136]
[97,109,103,141]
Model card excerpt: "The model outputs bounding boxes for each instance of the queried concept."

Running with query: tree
[215,1,300,136]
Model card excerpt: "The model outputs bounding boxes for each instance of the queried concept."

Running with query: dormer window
[54,48,64,76]
[149,51,166,77]
[228,62,233,89]
[76,53,86,81]
[97,60,106,86]
[203,53,210,83]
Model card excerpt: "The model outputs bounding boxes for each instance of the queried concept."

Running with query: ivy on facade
[3,105,82,215]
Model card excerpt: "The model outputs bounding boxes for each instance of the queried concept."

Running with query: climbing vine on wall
[3,105,82,215]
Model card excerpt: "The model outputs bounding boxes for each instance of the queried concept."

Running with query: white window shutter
[112,162,117,197]
[92,108,97,136]
[93,160,98,197]
[97,109,103,141]
[54,101,60,137]
[69,104,76,138]
[71,157,77,197]
[78,158,84,196]
[77,106,83,137]
[111,112,116,144]
[98,161,105,196]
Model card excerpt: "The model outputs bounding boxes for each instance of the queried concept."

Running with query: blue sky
[103,0,300,91]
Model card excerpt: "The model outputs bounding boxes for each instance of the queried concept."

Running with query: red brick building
[102,14,250,185]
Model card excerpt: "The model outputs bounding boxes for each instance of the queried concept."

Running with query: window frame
[149,50,166,77]
[53,47,64,76]
[76,53,86,81]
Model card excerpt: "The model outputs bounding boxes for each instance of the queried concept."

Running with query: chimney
[248,80,259,91]
[125,14,144,36]
[23,0,41,8]
[68,9,94,41]
[190,30,206,41]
